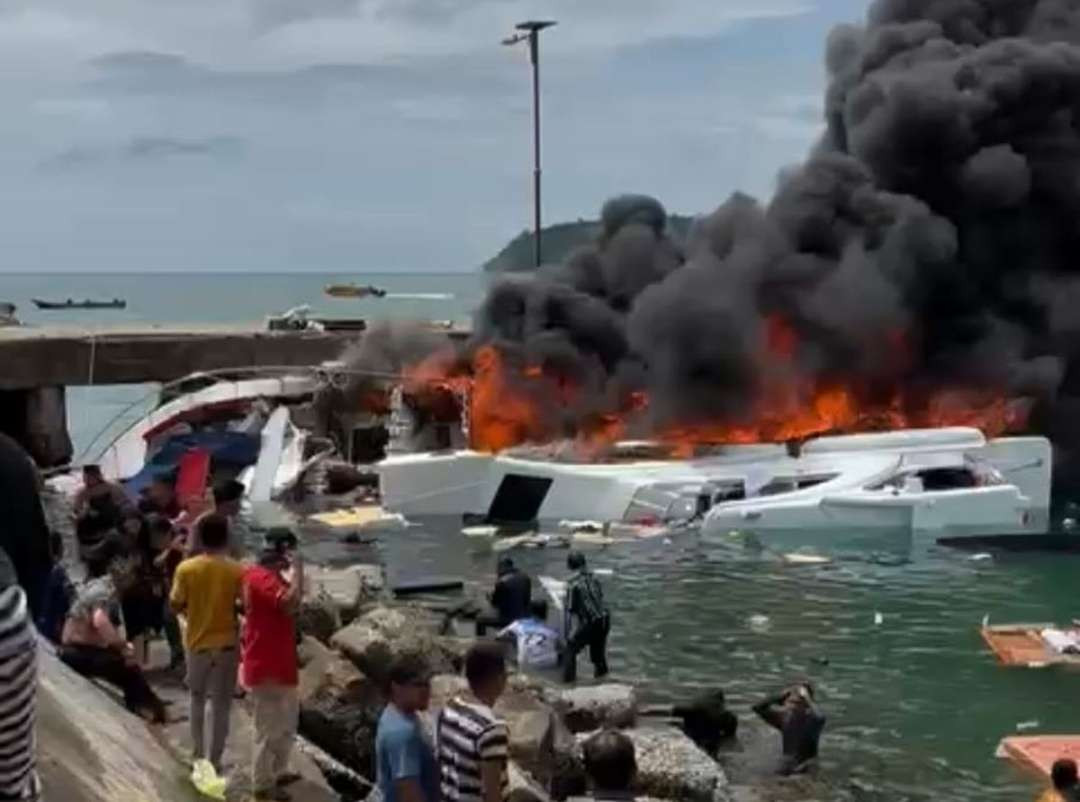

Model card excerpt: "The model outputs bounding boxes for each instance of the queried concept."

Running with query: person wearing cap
[563,551,611,683]
[476,557,531,636]
[376,653,439,802]
[242,539,304,801]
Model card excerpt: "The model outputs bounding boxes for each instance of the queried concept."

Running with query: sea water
[5,271,1074,800]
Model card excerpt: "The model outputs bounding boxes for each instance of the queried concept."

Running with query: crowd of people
[54,461,305,800]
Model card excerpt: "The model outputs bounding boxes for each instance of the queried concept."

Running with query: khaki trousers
[251,683,299,791]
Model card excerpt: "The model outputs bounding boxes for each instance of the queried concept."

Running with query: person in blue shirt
[376,653,439,802]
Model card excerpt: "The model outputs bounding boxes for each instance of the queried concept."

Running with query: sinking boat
[33,298,126,310]
[324,283,387,299]
[376,427,1051,549]
[86,371,324,503]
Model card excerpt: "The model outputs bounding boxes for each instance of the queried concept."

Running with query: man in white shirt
[497,599,562,671]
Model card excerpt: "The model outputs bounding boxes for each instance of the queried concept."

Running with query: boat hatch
[487,474,553,524]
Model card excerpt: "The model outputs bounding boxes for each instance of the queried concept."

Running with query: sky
[0,0,868,272]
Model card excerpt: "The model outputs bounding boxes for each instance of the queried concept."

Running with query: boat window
[918,467,977,490]
[756,474,837,497]
[712,482,746,503]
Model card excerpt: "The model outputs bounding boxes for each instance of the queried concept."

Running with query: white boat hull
[376,428,1052,548]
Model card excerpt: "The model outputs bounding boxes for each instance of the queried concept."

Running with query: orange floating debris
[981,624,1080,668]
[998,735,1080,778]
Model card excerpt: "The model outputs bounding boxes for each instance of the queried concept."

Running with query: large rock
[580,727,731,802]
[330,604,464,684]
[298,635,369,705]
[299,683,385,781]
[306,564,384,625]
[507,761,552,802]
[548,684,638,733]
[299,590,342,644]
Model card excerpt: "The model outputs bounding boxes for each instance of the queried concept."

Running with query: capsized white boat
[376,427,1051,545]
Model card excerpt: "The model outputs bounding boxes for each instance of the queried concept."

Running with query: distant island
[483,214,696,272]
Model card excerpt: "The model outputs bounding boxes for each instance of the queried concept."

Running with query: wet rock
[306,564,384,625]
[330,604,464,684]
[548,683,638,733]
[580,726,731,802]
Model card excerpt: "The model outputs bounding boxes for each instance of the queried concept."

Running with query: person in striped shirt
[436,642,509,802]
[562,552,611,684]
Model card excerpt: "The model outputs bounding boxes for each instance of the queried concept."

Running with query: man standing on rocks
[437,642,509,802]
[562,552,611,683]
[170,513,245,773]
[242,541,304,801]
[375,653,439,802]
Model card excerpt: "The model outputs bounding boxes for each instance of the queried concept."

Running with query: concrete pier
[0,323,359,390]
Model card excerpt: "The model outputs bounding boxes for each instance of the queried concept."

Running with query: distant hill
[483,214,696,272]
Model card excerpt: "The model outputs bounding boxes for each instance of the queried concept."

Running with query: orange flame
[398,317,1033,455]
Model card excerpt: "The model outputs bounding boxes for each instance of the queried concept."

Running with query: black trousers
[563,616,610,683]
[59,643,164,719]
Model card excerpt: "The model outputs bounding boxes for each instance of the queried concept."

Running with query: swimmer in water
[752,682,826,775]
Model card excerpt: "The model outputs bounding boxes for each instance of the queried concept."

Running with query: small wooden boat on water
[324,283,387,299]
[33,298,126,310]
[980,622,1080,667]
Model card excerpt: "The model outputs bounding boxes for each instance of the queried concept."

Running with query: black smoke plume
[470,0,1080,483]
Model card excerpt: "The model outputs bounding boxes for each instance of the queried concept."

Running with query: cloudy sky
[0,0,867,272]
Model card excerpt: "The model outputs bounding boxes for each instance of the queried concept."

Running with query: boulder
[330,604,464,684]
[306,564,384,625]
[299,684,385,781]
[298,590,342,643]
[580,727,731,802]
[298,635,369,705]
[548,684,638,733]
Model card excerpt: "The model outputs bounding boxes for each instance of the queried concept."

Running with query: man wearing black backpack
[562,551,611,683]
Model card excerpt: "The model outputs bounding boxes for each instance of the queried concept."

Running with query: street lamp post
[503,20,556,269]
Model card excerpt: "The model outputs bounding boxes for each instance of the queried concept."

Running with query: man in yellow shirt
[1037,759,1080,802]
[171,513,245,772]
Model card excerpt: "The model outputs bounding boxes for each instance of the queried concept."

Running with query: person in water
[752,683,826,775]
[563,551,611,683]
[1038,759,1080,802]
[497,598,562,672]
[476,557,531,636]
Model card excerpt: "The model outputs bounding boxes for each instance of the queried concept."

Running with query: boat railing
[73,363,411,467]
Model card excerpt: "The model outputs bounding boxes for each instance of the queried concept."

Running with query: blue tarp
[123,431,260,497]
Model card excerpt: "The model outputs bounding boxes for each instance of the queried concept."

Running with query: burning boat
[375,427,1051,548]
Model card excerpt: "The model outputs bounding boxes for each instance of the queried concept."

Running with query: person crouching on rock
[476,556,531,636]
[496,598,562,675]
[375,653,439,802]
[242,540,305,801]
[568,729,638,801]
[59,571,167,723]
[563,551,611,683]
[752,682,826,776]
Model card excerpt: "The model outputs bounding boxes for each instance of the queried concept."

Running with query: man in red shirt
[242,542,304,801]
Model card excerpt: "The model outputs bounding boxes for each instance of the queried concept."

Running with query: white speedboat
[91,371,320,501]
[376,428,1051,549]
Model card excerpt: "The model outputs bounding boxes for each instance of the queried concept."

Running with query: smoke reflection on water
[307,520,1080,800]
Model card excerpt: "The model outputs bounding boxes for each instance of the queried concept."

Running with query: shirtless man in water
[752,683,826,775]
